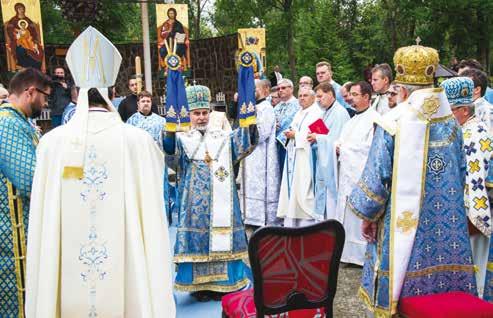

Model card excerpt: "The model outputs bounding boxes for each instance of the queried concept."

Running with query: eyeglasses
[278,86,290,90]
[299,82,311,85]
[35,87,50,97]
[388,92,398,97]
[350,92,362,97]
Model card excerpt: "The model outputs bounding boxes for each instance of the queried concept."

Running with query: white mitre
[63,26,122,179]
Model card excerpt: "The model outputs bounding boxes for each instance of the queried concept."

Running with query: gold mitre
[393,38,439,86]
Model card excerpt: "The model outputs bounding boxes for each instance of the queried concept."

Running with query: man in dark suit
[269,65,283,87]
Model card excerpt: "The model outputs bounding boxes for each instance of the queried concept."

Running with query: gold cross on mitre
[66,26,122,89]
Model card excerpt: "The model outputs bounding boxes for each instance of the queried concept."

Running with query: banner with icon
[1,0,46,72]
[237,28,266,79]
[156,3,191,71]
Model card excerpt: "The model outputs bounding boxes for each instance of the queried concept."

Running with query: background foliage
[1,0,492,84]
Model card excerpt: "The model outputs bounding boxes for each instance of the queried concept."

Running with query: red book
[308,118,329,135]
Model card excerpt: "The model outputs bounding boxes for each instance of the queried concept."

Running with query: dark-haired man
[118,76,158,121]
[48,66,72,127]
[458,59,493,104]
[460,68,493,134]
[334,81,379,266]
[0,67,51,317]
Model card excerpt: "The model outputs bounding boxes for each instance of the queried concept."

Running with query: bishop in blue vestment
[349,45,476,317]
[163,85,257,297]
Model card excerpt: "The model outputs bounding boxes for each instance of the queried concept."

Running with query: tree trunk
[476,5,489,72]
[284,0,297,80]
[194,0,201,39]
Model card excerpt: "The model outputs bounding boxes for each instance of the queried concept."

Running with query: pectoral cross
[204,150,212,166]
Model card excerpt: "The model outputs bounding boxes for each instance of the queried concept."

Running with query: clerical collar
[139,111,152,117]
[256,98,266,104]
[322,100,336,111]
[355,106,370,114]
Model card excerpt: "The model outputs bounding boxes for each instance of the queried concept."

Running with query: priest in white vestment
[277,87,323,227]
[240,79,281,229]
[370,64,393,115]
[26,27,176,318]
[334,81,378,265]
[308,81,349,221]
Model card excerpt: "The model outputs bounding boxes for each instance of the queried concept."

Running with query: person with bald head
[277,87,322,227]
[240,79,281,235]
[298,76,313,89]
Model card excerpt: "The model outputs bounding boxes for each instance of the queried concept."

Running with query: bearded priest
[163,85,258,301]
[26,27,175,317]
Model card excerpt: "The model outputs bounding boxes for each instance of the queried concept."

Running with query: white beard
[195,124,208,131]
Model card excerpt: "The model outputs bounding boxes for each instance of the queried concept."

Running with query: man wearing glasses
[0,67,51,317]
[274,78,300,173]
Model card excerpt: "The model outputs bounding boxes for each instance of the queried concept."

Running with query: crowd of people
[1,26,493,317]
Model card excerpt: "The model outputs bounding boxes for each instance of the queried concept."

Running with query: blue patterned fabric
[441,77,474,107]
[485,236,493,301]
[61,102,76,124]
[349,118,477,314]
[274,97,299,145]
[0,104,37,317]
[164,126,257,292]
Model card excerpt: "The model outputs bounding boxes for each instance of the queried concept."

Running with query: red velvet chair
[222,220,345,318]
[399,291,493,318]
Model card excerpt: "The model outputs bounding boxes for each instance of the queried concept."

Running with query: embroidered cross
[451,242,459,249]
[439,281,445,289]
[433,175,441,183]
[414,261,421,270]
[463,130,472,139]
[423,218,430,225]
[468,160,480,173]
[480,138,492,152]
[425,245,431,252]
[214,166,230,182]
[435,228,443,236]
[436,255,444,263]
[478,126,486,133]
[467,283,474,290]
[472,178,485,191]
[434,201,443,210]
[450,215,458,223]
[473,196,488,210]
[396,211,418,234]
[415,288,422,296]
[464,142,477,155]
[448,188,457,195]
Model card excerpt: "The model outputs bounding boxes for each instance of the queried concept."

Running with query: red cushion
[399,292,493,318]
[221,289,326,318]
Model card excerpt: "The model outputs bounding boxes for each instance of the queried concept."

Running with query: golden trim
[487,262,493,272]
[429,128,457,148]
[174,251,248,263]
[405,264,475,278]
[358,180,387,205]
[389,125,400,312]
[7,182,26,318]
[192,274,229,285]
[485,181,493,188]
[430,114,454,123]
[174,278,249,293]
[211,228,233,235]
[347,200,385,223]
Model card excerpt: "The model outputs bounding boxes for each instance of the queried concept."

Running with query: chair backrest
[248,220,345,317]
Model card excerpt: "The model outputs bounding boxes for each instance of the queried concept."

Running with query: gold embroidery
[357,180,387,205]
[468,159,480,173]
[62,166,84,179]
[422,96,440,119]
[7,182,26,318]
[429,128,457,148]
[192,274,229,285]
[487,262,493,272]
[174,278,249,293]
[480,138,493,152]
[405,264,475,278]
[396,211,418,234]
[173,251,248,263]
[473,196,488,210]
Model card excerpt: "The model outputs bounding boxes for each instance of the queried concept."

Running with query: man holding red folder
[308,81,349,221]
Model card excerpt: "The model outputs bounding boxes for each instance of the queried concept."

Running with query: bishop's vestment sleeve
[231,125,259,164]
[0,117,36,198]
[163,132,177,155]
[348,126,393,222]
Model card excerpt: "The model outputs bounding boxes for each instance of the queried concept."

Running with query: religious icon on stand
[156,4,191,72]
[237,28,266,79]
[1,0,46,72]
